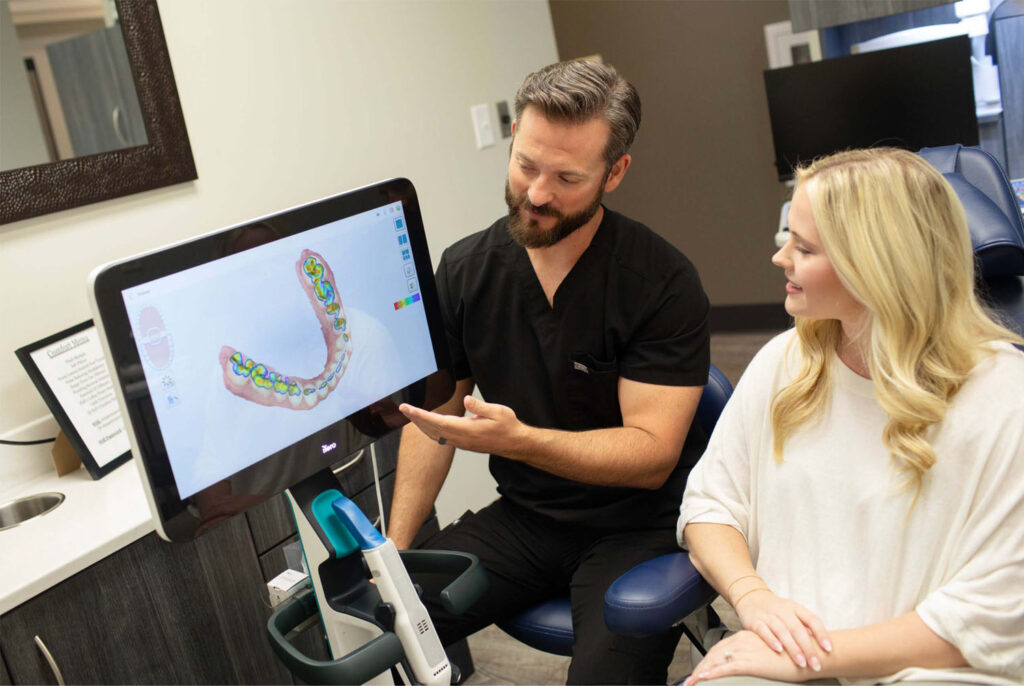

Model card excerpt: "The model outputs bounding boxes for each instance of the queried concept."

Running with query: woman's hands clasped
[733,586,832,672]
[684,630,809,685]
[683,584,834,685]
[686,573,834,682]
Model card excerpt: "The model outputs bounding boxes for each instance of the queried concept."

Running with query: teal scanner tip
[331,494,387,550]
[310,490,360,558]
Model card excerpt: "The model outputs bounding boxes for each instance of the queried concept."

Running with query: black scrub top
[435,208,710,530]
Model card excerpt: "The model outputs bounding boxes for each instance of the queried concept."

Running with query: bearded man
[390,59,710,684]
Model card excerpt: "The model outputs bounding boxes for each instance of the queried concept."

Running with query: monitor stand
[265,466,488,685]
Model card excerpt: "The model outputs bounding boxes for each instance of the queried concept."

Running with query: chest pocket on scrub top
[565,352,622,430]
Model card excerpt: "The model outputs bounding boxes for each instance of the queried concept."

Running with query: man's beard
[505,180,604,249]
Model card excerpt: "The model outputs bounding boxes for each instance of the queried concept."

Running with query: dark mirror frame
[0,0,197,225]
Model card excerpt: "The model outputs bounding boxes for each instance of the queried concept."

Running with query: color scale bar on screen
[393,293,421,310]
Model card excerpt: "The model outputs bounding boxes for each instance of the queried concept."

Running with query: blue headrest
[916,145,1024,278]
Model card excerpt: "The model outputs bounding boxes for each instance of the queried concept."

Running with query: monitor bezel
[89,178,454,541]
[763,35,979,182]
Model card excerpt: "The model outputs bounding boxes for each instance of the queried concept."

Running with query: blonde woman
[679,148,1024,685]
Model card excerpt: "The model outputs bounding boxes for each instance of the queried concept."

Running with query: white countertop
[0,419,154,615]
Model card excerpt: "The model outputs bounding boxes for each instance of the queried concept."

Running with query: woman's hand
[683,630,808,685]
[733,588,832,672]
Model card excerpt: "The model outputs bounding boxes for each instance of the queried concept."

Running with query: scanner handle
[331,494,387,550]
[266,588,404,685]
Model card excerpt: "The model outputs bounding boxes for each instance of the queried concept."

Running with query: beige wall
[550,0,794,308]
[1,0,559,522]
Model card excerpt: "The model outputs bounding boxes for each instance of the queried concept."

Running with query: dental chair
[496,364,734,659]
[916,144,1024,336]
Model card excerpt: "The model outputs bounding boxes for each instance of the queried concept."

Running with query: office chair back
[916,144,1024,333]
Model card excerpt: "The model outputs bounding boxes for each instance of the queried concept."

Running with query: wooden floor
[462,330,783,685]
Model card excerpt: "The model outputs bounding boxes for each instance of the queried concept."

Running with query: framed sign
[15,321,131,479]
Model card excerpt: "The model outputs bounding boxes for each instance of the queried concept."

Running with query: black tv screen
[764,35,978,181]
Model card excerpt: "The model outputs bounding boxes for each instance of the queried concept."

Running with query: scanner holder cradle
[266,468,489,685]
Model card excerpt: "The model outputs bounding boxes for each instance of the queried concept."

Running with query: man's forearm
[401,379,701,491]
[388,422,456,549]
[504,423,679,489]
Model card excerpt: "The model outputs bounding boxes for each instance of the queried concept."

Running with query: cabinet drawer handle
[332,449,365,475]
[34,635,66,686]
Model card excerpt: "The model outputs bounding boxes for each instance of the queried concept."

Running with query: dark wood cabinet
[788,0,954,32]
[1,647,11,685]
[0,516,288,685]
[46,26,148,157]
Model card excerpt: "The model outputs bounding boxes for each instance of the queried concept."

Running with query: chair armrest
[603,552,717,637]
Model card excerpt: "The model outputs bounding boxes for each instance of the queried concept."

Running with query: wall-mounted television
[764,35,978,181]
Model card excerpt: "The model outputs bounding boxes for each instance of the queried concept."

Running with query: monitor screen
[90,179,454,541]
[763,35,979,181]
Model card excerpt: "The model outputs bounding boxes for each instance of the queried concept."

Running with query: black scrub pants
[414,498,685,685]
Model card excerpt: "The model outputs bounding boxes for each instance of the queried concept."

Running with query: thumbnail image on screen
[122,202,436,498]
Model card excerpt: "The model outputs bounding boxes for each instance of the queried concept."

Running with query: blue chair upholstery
[497,596,575,656]
[916,145,1024,334]
[496,364,734,656]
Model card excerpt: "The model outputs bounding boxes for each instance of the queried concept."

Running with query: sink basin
[0,492,65,531]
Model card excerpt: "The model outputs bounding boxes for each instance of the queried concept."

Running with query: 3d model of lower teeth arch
[218,249,353,410]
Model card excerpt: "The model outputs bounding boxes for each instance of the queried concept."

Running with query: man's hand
[399,395,525,455]
[683,630,811,685]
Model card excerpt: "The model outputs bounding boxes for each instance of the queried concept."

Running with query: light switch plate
[471,103,495,150]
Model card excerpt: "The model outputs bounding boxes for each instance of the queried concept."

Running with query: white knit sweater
[679,330,1024,684]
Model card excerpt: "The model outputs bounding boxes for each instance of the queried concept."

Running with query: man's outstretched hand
[399,396,527,456]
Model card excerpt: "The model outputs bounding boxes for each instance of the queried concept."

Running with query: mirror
[1,0,148,170]
[0,0,196,225]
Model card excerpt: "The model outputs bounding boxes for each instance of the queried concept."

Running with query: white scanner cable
[370,441,386,537]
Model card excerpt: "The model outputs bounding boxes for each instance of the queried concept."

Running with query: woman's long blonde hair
[770,148,1022,504]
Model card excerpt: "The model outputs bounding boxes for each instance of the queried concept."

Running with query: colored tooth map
[218,249,353,410]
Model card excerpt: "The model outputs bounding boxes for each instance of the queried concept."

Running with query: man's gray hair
[514,59,641,167]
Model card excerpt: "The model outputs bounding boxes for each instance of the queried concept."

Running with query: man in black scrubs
[390,59,710,683]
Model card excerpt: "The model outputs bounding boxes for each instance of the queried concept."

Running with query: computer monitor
[763,35,979,181]
[89,179,454,541]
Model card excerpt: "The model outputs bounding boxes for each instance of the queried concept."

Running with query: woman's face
[771,184,865,327]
